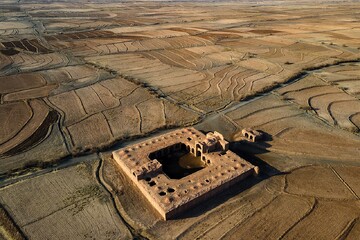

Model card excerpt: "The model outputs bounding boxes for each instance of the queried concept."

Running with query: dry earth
[0,157,132,239]
[0,0,360,239]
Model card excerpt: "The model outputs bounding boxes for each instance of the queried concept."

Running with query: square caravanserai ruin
[112,127,259,220]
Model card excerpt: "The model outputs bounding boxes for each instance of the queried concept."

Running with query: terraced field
[83,28,356,112]
[276,70,360,132]
[1,39,51,54]
[0,0,360,239]
[48,76,199,152]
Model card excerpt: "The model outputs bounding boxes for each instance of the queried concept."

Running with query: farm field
[0,0,360,239]
[0,157,131,239]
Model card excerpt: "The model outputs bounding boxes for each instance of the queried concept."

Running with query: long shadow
[230,133,281,178]
[174,135,283,220]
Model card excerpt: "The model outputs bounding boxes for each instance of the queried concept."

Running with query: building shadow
[230,141,280,177]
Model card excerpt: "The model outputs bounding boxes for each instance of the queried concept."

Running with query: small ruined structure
[241,128,263,142]
[112,127,258,220]
[195,131,229,155]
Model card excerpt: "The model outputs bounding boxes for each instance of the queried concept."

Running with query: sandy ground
[0,0,359,239]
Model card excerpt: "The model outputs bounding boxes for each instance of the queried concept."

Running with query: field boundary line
[330,165,360,200]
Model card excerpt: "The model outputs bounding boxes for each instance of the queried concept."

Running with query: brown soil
[3,110,59,156]
[0,73,46,94]
[1,1,360,239]
[45,30,115,41]
[285,166,356,199]
[0,100,50,155]
[1,39,51,54]
[0,102,32,145]
[0,48,19,56]
[277,71,360,132]
[227,94,360,164]
[49,77,199,152]
[3,84,57,102]
[249,29,283,34]
[0,159,131,239]
[0,205,25,240]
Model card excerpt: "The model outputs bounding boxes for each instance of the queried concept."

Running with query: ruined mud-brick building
[242,128,263,142]
[112,127,258,220]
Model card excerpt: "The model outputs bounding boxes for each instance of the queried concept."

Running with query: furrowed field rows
[0,99,55,156]
[227,94,360,161]
[0,52,80,75]
[1,1,360,239]
[48,77,200,152]
[49,35,214,56]
[277,73,360,132]
[0,160,132,239]
[86,53,287,111]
